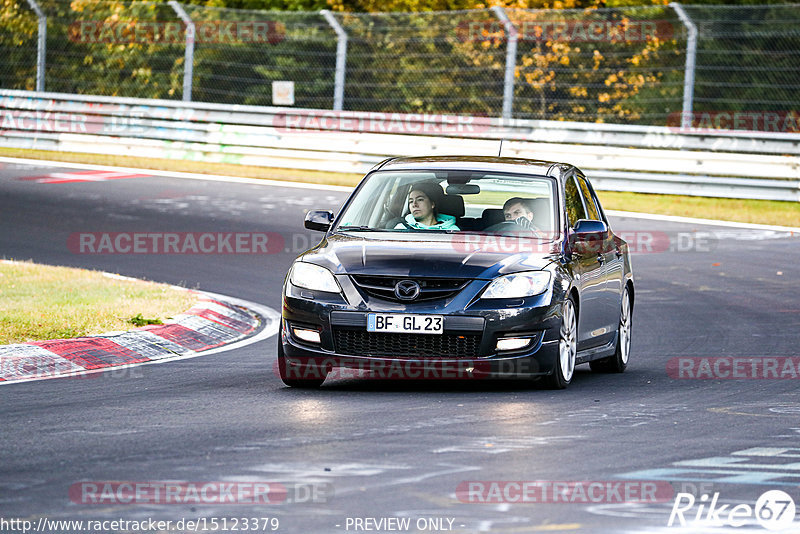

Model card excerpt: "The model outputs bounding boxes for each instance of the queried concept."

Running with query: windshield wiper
[336,225,379,232]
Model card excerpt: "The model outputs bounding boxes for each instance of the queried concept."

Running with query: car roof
[373,155,576,182]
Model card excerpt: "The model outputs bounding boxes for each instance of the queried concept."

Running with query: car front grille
[350,275,470,302]
[333,328,481,359]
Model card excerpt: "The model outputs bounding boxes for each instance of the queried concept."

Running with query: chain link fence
[1,1,799,128]
[684,4,800,114]
[181,4,338,108]
[40,0,184,99]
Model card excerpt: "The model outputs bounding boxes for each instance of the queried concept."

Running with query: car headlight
[289,262,341,293]
[482,271,551,299]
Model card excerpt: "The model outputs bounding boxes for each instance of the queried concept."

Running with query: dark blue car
[279,156,634,389]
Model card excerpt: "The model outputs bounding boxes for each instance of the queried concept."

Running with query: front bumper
[280,276,563,380]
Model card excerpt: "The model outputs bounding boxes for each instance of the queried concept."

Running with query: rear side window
[577,175,600,221]
[565,176,587,227]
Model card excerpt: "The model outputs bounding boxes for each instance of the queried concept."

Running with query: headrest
[438,195,465,218]
[481,208,505,227]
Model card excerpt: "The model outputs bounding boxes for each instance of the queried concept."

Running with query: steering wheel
[384,217,413,230]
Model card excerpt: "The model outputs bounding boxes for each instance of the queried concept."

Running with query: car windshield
[335,170,558,238]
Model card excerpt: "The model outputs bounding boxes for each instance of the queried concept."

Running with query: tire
[590,285,632,374]
[542,296,577,389]
[277,338,326,388]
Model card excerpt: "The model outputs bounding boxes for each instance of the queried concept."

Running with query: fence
[1,90,798,201]
[2,2,800,128]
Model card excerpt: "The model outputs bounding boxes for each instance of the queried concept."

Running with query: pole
[491,6,518,121]
[169,1,195,102]
[25,0,46,92]
[671,3,697,130]
[321,10,348,111]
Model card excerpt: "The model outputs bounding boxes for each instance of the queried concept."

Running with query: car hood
[299,232,561,279]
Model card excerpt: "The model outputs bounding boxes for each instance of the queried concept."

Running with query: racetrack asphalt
[1,159,799,533]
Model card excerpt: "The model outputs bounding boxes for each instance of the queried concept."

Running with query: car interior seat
[437,194,465,219]
[526,197,552,232]
[481,208,505,229]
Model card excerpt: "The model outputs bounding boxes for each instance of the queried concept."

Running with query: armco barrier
[1,89,798,201]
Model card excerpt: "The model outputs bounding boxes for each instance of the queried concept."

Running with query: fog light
[496,337,532,352]
[292,327,321,344]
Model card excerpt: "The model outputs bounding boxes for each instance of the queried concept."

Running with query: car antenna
[498,139,504,157]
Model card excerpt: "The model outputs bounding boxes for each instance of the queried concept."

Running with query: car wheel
[590,285,632,374]
[542,296,577,389]
[277,338,326,388]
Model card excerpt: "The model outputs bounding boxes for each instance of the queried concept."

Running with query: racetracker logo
[456,480,674,504]
[667,111,800,134]
[69,481,333,505]
[0,110,145,136]
[0,355,144,380]
[69,20,285,44]
[449,231,714,255]
[277,358,488,381]
[456,19,674,43]
[68,232,284,255]
[667,357,800,380]
[272,111,490,134]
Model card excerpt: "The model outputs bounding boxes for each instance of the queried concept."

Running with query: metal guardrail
[1,89,798,201]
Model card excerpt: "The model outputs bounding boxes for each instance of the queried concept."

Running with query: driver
[395,182,459,230]
[503,197,539,232]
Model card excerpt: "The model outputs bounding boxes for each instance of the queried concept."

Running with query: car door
[576,172,620,347]
[565,174,607,350]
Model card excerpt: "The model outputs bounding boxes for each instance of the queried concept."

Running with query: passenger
[503,197,539,232]
[395,183,459,230]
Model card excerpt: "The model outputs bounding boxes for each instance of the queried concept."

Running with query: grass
[0,260,197,344]
[1,147,797,227]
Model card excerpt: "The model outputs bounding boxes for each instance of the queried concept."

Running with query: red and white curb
[0,290,279,385]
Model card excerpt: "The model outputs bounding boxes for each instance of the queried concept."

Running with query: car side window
[584,177,608,224]
[576,175,600,221]
[564,176,587,228]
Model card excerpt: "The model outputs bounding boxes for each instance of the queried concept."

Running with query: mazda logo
[394,280,420,301]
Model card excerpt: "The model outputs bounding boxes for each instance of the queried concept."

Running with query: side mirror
[304,210,334,232]
[571,219,608,254]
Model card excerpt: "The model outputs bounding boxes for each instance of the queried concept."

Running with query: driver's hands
[514,216,543,236]
[514,216,533,229]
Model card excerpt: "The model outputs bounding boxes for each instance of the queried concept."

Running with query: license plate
[367,313,443,334]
